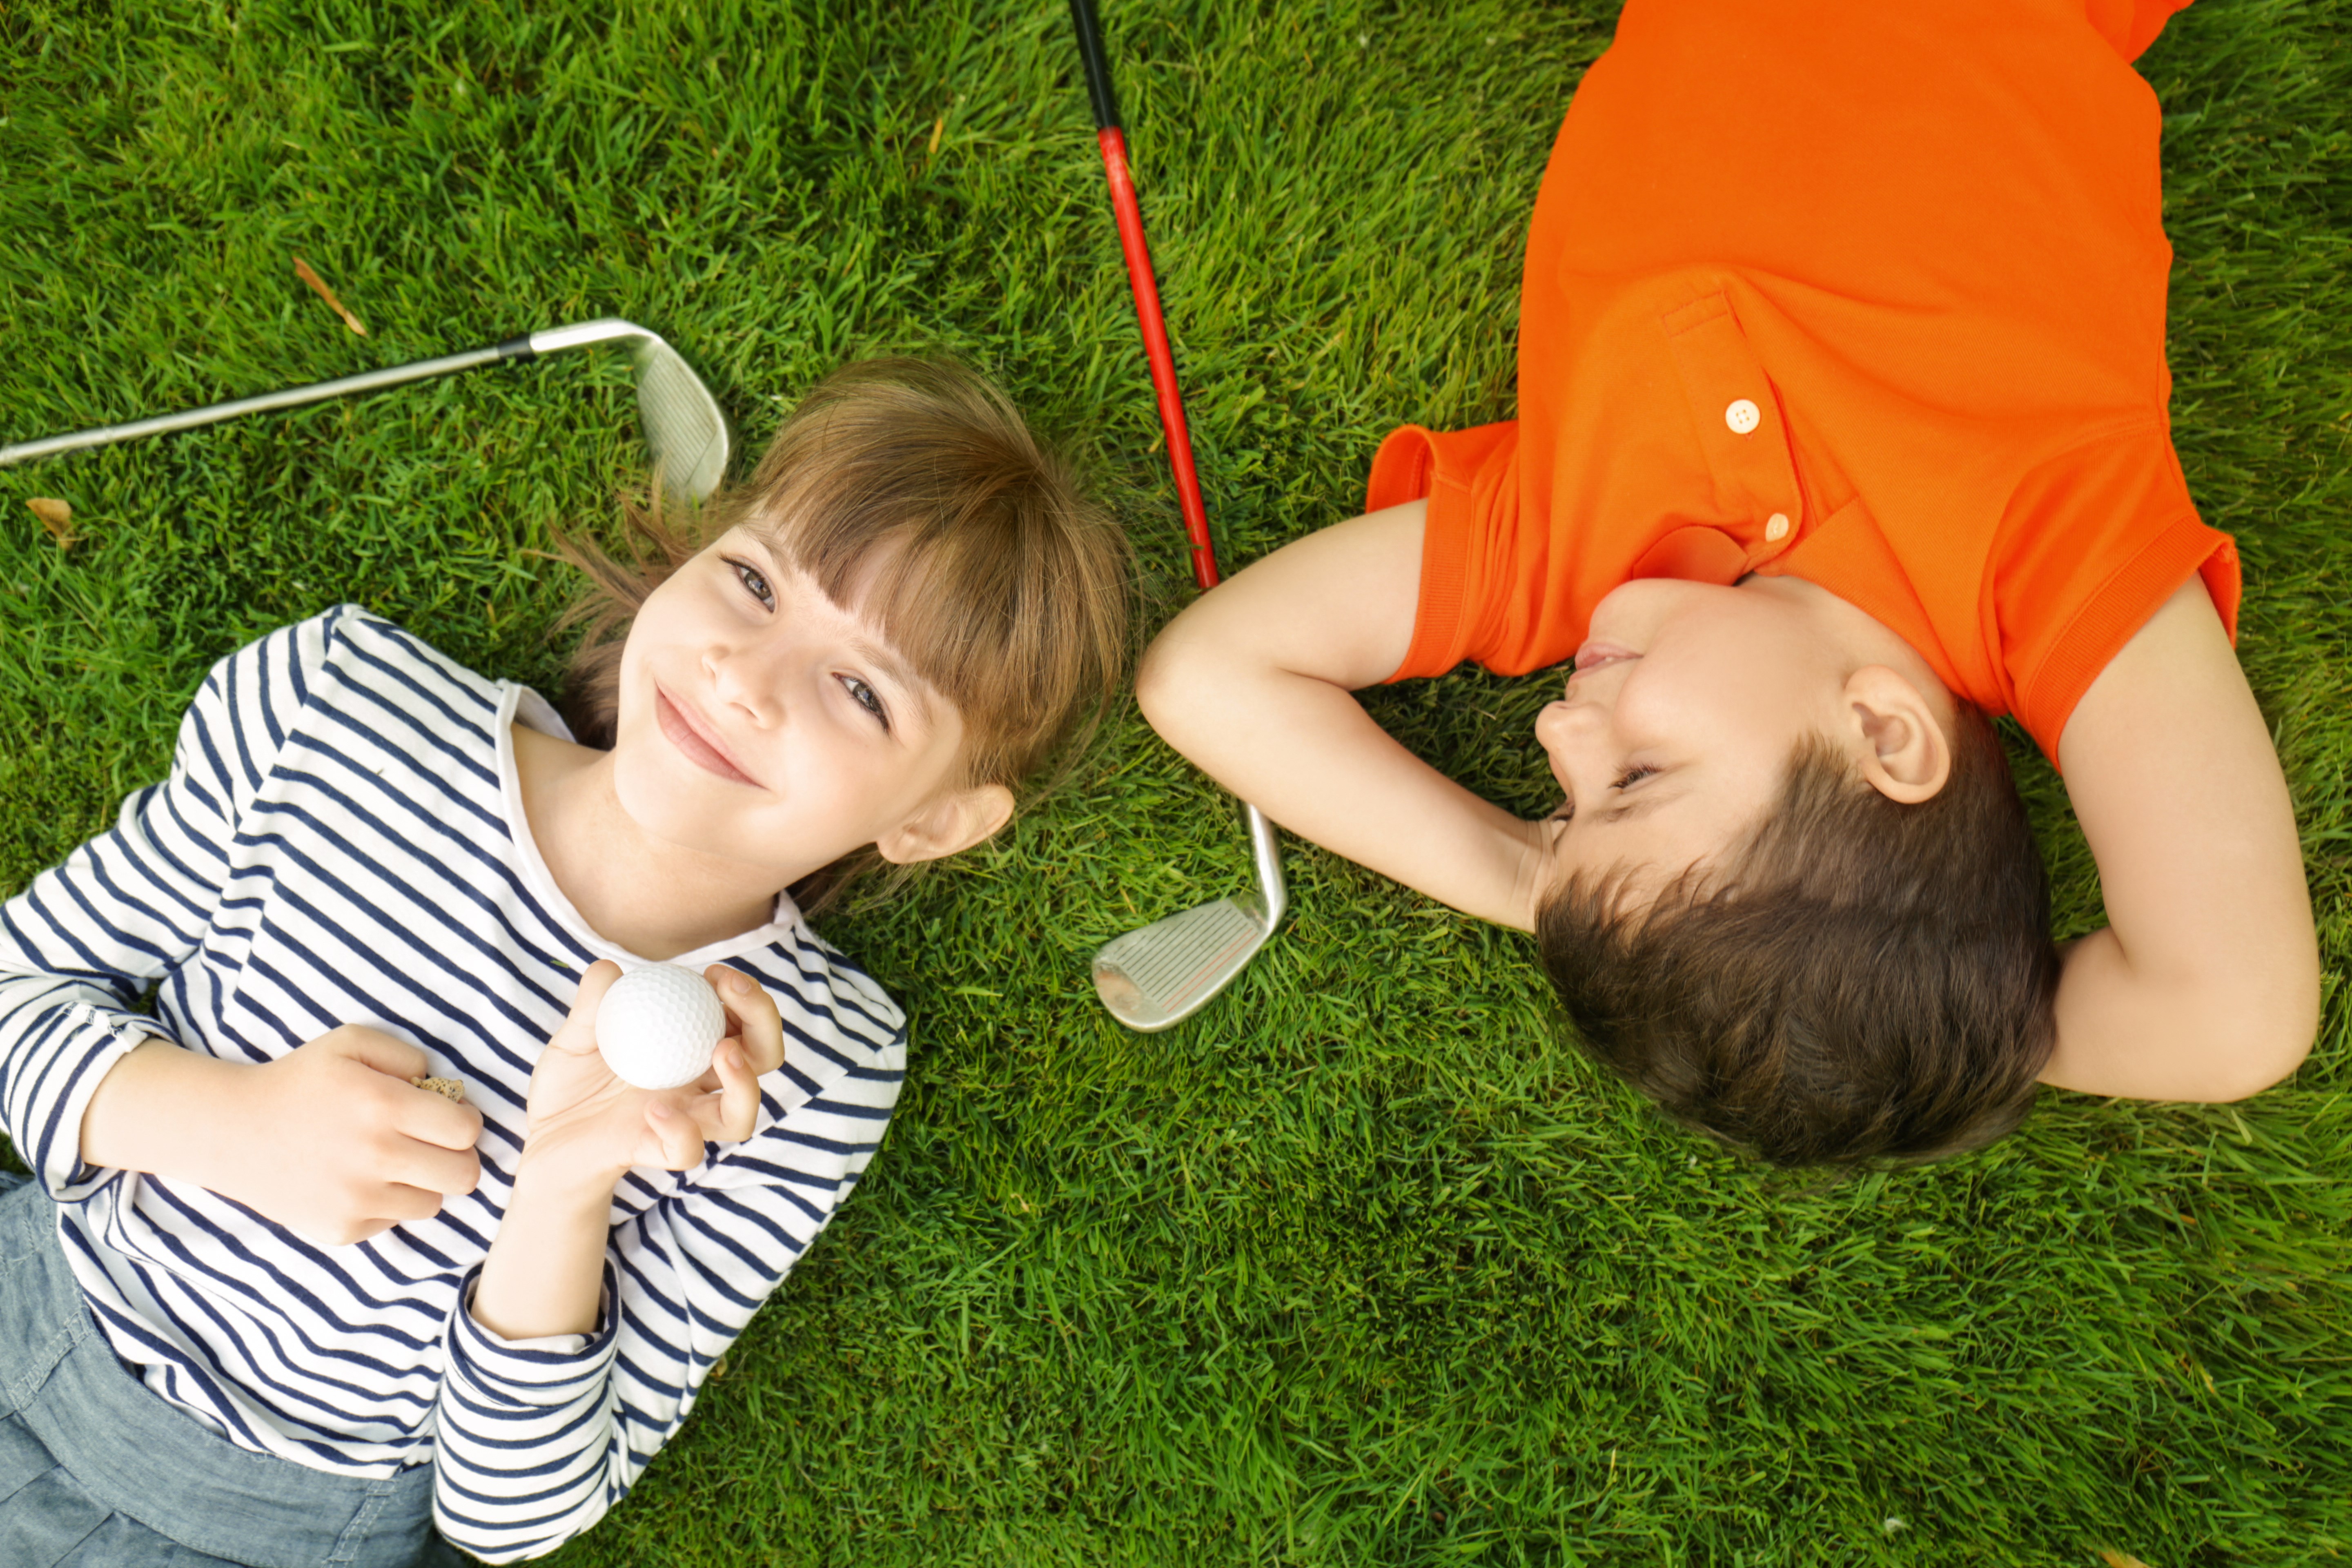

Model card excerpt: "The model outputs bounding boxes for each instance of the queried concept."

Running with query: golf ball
[595,964,725,1091]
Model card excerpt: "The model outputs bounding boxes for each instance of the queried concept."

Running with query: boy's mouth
[1569,641,1639,680]
[655,688,762,788]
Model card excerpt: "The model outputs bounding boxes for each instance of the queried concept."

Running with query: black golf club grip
[1069,0,1122,130]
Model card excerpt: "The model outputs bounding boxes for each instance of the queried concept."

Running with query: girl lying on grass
[1139,0,2319,1164]
[0,359,1128,1565]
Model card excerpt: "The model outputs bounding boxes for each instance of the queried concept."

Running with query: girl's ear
[875,783,1015,865]
[1842,666,1953,804]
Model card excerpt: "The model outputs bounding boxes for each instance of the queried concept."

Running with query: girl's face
[610,526,984,878]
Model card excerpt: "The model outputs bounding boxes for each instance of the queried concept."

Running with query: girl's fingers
[645,1100,708,1172]
[716,1040,761,1141]
[551,961,624,1056]
[706,967,785,1077]
[683,1042,760,1146]
[393,1089,486,1154]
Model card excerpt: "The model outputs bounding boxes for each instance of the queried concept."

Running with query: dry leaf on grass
[27,496,78,549]
[2098,1552,2156,1568]
[294,255,368,335]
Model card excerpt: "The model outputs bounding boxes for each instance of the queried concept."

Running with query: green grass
[4,0,2349,1563]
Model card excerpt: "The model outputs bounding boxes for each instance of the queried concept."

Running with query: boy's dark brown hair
[1537,704,2059,1166]
[554,356,1130,911]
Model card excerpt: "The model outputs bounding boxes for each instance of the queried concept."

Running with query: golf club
[1,318,731,504]
[1072,0,1287,1033]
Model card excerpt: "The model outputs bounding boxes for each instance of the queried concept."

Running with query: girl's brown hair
[554,357,1131,912]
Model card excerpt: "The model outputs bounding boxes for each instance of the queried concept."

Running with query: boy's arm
[2046,578,2319,1100]
[1136,500,1550,930]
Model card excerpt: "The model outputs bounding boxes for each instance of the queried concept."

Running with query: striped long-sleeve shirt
[0,606,906,1561]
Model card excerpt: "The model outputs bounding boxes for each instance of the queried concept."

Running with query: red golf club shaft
[1094,129,1218,591]
[1073,0,1219,592]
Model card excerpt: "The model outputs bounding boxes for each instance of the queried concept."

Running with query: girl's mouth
[655,688,761,788]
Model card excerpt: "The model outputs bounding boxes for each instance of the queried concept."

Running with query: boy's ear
[1841,666,1952,804]
[875,783,1015,866]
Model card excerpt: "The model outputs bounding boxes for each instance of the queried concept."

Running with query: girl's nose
[704,645,782,728]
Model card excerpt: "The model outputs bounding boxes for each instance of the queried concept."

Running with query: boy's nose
[1535,693,1606,747]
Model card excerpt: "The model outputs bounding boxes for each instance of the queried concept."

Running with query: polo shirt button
[1724,398,1761,435]
[1765,512,1791,542]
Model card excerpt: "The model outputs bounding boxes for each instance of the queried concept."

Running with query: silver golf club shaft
[1,343,529,466]
[1243,802,1287,928]
[0,320,669,469]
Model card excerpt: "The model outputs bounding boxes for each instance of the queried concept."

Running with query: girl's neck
[512,723,789,960]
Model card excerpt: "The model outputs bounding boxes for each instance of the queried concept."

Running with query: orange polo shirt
[1370,0,2238,766]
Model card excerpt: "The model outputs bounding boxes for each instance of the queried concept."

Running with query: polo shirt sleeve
[2087,0,2196,61]
[1367,419,1522,681]
[1992,425,2241,762]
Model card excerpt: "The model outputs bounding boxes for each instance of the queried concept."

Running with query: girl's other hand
[80,1028,486,1247]
[520,961,784,1188]
[251,1029,487,1244]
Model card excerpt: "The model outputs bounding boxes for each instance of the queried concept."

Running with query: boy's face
[610,526,984,876]
[1532,577,1859,899]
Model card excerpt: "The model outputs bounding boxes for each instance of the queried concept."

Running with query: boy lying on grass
[0,360,1127,1564]
[1139,0,2319,1165]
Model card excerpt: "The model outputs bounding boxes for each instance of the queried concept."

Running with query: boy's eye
[1611,765,1659,791]
[838,675,891,731]
[728,558,775,610]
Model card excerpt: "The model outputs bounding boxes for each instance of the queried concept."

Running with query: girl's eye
[728,558,775,611]
[838,675,891,731]
[1611,764,1659,791]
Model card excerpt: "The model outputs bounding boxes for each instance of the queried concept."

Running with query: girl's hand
[81,1028,486,1247]
[519,961,786,1188]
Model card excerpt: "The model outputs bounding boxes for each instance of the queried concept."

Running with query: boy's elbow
[2181,978,2319,1102]
[1134,616,1225,743]
[2204,1012,2315,1102]
[1132,630,1183,732]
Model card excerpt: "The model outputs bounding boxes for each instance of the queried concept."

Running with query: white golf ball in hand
[595,965,726,1091]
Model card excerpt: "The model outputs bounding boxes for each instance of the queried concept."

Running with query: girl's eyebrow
[844,631,933,724]
[737,528,936,725]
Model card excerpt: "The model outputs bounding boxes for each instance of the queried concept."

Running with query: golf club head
[528,320,730,504]
[1091,803,1286,1032]
[1091,892,1275,1033]
[633,341,730,505]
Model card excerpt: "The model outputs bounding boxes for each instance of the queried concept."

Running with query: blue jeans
[0,1174,460,1568]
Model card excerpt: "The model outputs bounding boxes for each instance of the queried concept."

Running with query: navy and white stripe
[0,607,906,1561]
